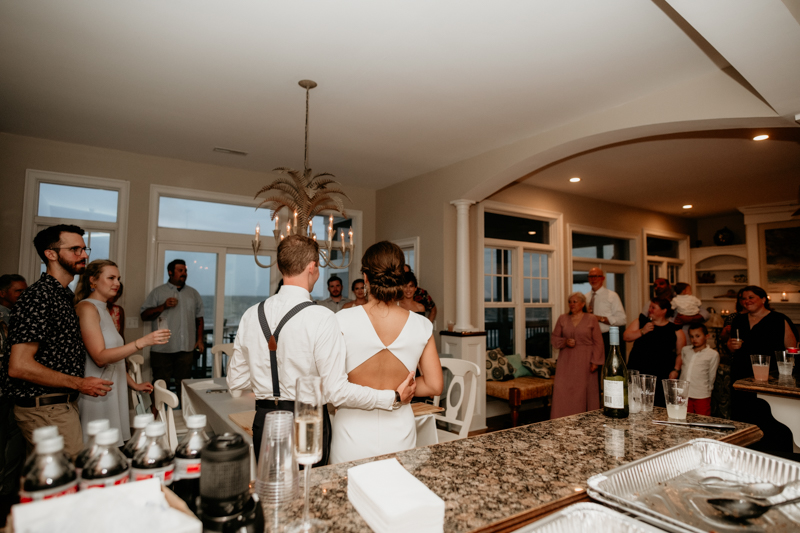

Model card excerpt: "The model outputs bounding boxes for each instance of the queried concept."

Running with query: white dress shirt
[585,287,627,333]
[227,285,394,410]
[679,345,720,399]
[140,282,204,353]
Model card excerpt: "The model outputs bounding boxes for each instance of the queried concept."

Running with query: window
[643,230,688,297]
[572,233,629,261]
[480,204,561,359]
[20,170,129,289]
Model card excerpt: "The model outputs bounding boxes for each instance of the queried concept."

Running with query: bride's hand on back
[397,372,416,404]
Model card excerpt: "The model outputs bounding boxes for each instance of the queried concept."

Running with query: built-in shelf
[691,245,748,315]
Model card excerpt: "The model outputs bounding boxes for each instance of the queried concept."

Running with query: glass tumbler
[750,354,770,382]
[628,370,641,413]
[639,374,657,413]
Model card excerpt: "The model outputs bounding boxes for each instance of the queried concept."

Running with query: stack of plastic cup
[256,410,299,506]
[639,374,657,413]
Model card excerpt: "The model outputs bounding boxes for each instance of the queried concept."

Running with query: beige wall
[0,133,377,340]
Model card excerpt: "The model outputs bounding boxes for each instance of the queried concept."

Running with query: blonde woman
[75,260,170,445]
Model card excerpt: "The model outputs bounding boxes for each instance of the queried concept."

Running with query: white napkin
[188,380,225,390]
[347,458,444,533]
[12,478,201,533]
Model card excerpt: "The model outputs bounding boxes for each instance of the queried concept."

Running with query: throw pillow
[505,354,533,378]
[486,348,515,381]
[521,355,553,379]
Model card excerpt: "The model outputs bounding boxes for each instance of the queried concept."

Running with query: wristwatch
[392,390,402,410]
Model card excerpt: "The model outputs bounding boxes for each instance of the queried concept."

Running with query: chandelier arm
[252,240,278,269]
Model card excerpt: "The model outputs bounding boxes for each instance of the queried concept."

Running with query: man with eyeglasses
[585,267,628,355]
[4,225,112,457]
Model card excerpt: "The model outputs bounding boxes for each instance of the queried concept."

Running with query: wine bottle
[602,326,629,418]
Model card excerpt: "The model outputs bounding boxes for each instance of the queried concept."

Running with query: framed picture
[759,220,800,292]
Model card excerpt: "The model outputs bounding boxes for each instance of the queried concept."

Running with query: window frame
[477,201,563,357]
[392,236,420,279]
[642,228,689,307]
[19,169,130,282]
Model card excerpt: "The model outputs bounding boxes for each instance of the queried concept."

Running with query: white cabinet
[691,245,748,315]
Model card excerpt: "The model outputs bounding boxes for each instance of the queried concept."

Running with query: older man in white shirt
[585,267,628,354]
[227,235,415,466]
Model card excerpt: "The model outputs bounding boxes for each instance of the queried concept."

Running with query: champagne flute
[287,376,327,533]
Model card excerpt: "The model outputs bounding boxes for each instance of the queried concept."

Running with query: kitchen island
[264,408,761,532]
[734,375,800,453]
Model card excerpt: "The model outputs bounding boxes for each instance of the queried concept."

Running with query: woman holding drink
[75,260,170,445]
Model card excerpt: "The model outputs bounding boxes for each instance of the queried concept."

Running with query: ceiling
[1,1,799,218]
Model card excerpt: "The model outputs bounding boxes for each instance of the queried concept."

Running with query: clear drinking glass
[639,374,657,413]
[662,379,690,420]
[257,411,299,505]
[750,354,770,382]
[287,377,327,533]
[775,351,794,377]
[628,370,641,413]
[156,316,168,331]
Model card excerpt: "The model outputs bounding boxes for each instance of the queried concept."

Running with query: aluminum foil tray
[515,503,665,533]
[587,438,800,532]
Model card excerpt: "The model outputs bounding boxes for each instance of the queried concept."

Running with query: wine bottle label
[604,379,624,409]
[174,458,201,480]
[132,464,174,486]
[19,480,78,503]
[79,471,130,490]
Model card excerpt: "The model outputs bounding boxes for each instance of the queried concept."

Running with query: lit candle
[782,292,788,301]
[255,223,260,244]
[329,214,333,228]
[312,234,316,242]
[349,227,353,246]
[294,211,298,230]
[286,223,291,236]
[340,229,345,250]
[328,224,333,243]
[274,215,278,231]
[280,234,284,241]
[308,219,313,238]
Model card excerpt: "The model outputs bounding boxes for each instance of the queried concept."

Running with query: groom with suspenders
[227,235,416,466]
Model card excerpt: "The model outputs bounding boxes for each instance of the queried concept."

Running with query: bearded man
[6,225,112,457]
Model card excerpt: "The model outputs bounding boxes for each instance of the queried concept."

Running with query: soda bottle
[122,413,155,467]
[131,422,175,486]
[19,436,78,503]
[173,414,210,513]
[21,426,67,477]
[80,428,130,489]
[74,418,110,478]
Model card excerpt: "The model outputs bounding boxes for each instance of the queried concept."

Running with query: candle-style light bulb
[349,227,353,246]
[294,211,298,229]
[340,229,345,250]
[287,223,291,235]
[274,215,278,231]
[255,223,260,243]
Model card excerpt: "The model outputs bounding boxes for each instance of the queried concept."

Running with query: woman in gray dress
[75,260,170,445]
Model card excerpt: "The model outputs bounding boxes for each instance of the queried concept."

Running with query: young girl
[679,324,720,415]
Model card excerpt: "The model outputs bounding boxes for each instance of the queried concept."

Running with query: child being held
[679,324,720,416]
[671,282,703,326]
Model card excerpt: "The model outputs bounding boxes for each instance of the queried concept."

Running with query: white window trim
[19,169,129,281]
[477,200,564,355]
[641,228,689,309]
[392,236,421,279]
[567,223,639,322]
[145,184,364,294]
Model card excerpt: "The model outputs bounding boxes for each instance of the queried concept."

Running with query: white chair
[210,343,234,378]
[127,354,146,418]
[433,359,480,442]
[153,379,182,450]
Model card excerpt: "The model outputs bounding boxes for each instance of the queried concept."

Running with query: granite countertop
[733,375,800,397]
[263,409,760,533]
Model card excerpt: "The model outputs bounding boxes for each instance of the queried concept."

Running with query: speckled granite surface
[262,409,759,533]
[734,375,800,398]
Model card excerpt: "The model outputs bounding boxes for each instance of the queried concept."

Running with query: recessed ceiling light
[683,204,693,209]
[753,134,769,141]
[528,231,537,235]
[570,177,581,183]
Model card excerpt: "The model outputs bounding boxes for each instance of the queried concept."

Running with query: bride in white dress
[330,242,443,464]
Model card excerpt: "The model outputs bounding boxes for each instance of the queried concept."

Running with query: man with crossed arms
[227,235,415,466]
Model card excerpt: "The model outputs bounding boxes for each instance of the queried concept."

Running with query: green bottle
[602,326,629,418]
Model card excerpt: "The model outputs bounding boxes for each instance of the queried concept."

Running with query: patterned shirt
[413,287,436,312]
[7,273,86,398]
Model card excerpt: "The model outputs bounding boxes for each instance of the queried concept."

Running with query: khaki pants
[14,400,84,459]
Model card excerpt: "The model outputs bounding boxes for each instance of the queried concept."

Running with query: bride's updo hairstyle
[361,241,406,304]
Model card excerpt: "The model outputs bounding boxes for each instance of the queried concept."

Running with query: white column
[451,199,475,331]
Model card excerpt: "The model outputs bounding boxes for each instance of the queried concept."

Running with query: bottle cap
[185,415,207,429]
[96,428,120,446]
[37,436,64,454]
[133,413,155,429]
[32,426,59,443]
[87,419,110,436]
[145,422,166,437]
[609,326,619,345]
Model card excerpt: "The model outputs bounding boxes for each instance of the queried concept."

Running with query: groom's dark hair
[277,235,319,277]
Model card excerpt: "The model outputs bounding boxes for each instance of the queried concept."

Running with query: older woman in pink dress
[550,292,605,419]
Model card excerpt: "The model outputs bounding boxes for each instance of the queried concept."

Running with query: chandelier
[252,80,355,269]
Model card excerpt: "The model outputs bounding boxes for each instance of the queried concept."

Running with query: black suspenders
[257,300,315,398]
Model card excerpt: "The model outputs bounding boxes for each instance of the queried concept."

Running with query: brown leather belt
[15,392,79,408]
